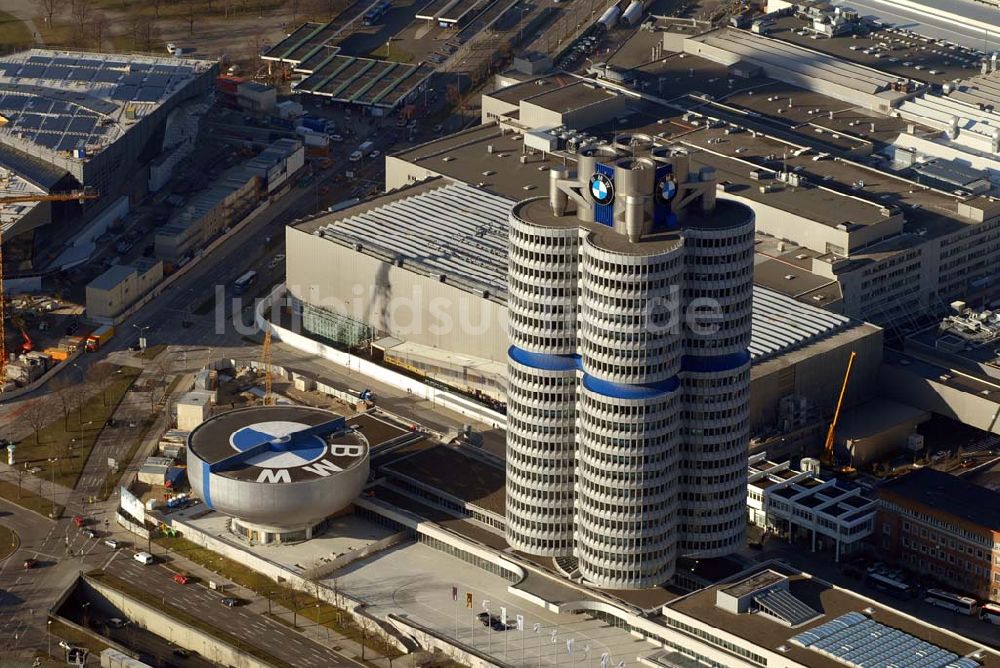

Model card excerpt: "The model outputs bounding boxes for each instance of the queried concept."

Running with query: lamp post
[46,620,51,657]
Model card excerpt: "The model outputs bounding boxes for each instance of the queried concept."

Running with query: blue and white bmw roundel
[659,177,677,203]
[590,173,615,205]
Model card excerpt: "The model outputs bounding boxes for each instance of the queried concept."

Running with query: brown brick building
[877,468,1000,603]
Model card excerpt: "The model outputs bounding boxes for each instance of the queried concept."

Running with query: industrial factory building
[0,49,215,249]
[285,176,881,435]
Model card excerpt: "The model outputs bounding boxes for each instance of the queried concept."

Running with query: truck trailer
[85,325,115,352]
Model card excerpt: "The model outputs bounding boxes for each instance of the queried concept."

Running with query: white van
[134,551,154,565]
[104,539,120,549]
[349,150,363,162]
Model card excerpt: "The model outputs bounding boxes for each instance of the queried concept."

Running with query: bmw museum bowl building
[186,406,370,543]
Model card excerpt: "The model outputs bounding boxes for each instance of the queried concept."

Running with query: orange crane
[0,188,100,381]
[823,351,857,470]
[260,329,274,406]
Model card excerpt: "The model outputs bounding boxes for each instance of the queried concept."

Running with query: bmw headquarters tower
[505,136,755,589]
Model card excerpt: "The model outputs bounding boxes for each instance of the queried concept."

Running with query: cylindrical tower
[505,202,581,556]
[678,200,755,557]
[505,145,756,589]
[575,236,685,588]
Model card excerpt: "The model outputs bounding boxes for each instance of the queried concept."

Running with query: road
[107,553,356,667]
[0,497,110,657]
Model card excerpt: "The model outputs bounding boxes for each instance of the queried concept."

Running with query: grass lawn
[156,535,402,659]
[88,571,294,668]
[0,524,18,560]
[99,373,181,500]
[0,479,63,518]
[138,344,167,360]
[0,11,31,53]
[18,366,141,490]
[47,618,110,658]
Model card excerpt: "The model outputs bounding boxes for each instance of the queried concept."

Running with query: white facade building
[506,139,755,589]
[747,453,876,560]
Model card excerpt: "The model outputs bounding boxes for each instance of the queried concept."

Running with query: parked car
[221,597,240,607]
[23,558,37,570]
[107,618,125,628]
[172,573,190,585]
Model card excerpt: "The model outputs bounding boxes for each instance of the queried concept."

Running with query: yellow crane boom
[0,188,99,205]
[823,351,857,465]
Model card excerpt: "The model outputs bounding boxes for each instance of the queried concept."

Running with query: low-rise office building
[85,258,163,322]
[748,454,876,560]
[877,467,1000,602]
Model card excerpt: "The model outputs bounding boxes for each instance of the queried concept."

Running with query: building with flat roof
[286,176,882,427]
[392,67,1000,332]
[658,562,999,668]
[0,49,214,240]
[877,467,1000,603]
[747,454,876,560]
[85,258,163,322]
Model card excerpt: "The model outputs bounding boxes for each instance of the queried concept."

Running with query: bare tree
[184,0,198,36]
[92,12,110,50]
[39,0,61,27]
[86,363,116,409]
[50,375,78,430]
[21,398,50,447]
[152,0,162,18]
[71,0,92,35]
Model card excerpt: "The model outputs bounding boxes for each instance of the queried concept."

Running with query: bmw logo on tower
[658,176,677,204]
[589,173,615,206]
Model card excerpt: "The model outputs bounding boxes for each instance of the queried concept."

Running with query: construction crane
[823,351,857,470]
[0,188,99,206]
[0,188,100,383]
[260,330,274,406]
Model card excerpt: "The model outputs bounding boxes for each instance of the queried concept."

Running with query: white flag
[516,614,524,631]
[566,638,575,656]
[551,629,558,643]
[617,660,626,668]
[500,606,507,625]
[482,599,490,611]
[601,652,610,668]
[533,623,541,634]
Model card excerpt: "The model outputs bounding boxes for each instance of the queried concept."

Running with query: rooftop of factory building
[690,27,910,103]
[879,467,1000,531]
[390,123,559,199]
[301,176,870,365]
[677,125,991,246]
[664,562,998,668]
[491,78,622,113]
[300,179,511,299]
[0,49,212,162]
[765,13,981,87]
[949,68,1000,108]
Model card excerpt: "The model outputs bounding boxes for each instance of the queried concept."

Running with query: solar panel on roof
[790,613,978,668]
[68,116,96,134]
[135,87,164,102]
[33,133,60,148]
[92,69,120,83]
[111,85,137,101]
[44,65,71,79]
[19,65,46,78]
